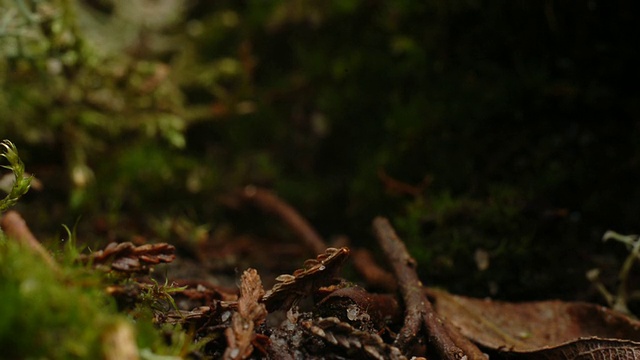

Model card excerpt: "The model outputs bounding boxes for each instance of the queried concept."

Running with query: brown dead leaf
[513,338,640,359]
[78,242,176,273]
[261,247,350,312]
[427,288,640,358]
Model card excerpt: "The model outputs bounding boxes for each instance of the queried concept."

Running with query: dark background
[1,0,639,302]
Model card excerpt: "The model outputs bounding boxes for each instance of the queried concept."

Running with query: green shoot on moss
[60,221,86,263]
[0,140,31,214]
[139,278,188,318]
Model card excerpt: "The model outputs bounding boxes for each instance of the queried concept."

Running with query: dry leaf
[78,242,176,273]
[262,247,350,312]
[427,288,640,358]
[513,338,640,359]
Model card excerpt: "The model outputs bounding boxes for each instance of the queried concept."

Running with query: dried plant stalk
[224,268,267,360]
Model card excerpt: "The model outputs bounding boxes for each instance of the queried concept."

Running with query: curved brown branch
[238,186,327,254]
[1,210,58,270]
[352,248,398,293]
[373,216,484,360]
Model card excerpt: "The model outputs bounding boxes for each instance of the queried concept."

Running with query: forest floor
[3,184,640,360]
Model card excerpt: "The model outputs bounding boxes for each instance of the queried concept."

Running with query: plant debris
[427,287,640,353]
[224,269,268,360]
[301,316,406,360]
[5,199,640,359]
[261,247,350,312]
[373,216,485,359]
[78,241,176,273]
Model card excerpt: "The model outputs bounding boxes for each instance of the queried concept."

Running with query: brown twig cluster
[227,186,486,358]
[1,188,490,359]
[5,185,640,359]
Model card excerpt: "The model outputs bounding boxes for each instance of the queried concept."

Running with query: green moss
[0,140,31,214]
[0,239,187,358]
[0,240,112,358]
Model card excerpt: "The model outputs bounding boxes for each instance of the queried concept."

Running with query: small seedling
[587,230,640,315]
[139,278,188,317]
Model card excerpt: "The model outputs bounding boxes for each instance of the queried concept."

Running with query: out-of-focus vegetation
[1,0,639,301]
[0,237,194,359]
[0,140,31,213]
[1,140,190,359]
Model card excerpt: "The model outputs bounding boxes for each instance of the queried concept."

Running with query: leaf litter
[2,186,640,359]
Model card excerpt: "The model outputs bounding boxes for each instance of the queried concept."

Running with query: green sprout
[587,230,640,316]
[139,278,188,317]
[0,139,32,214]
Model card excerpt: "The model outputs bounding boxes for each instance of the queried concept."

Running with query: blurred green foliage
[0,140,31,213]
[0,240,109,358]
[0,237,190,359]
[1,0,639,299]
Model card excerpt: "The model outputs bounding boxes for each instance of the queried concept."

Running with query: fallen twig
[352,248,398,293]
[237,186,327,254]
[378,169,431,197]
[0,210,59,270]
[373,216,484,359]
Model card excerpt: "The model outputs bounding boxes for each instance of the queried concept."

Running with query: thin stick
[373,216,483,359]
[239,186,327,254]
[352,248,398,293]
[1,210,59,270]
